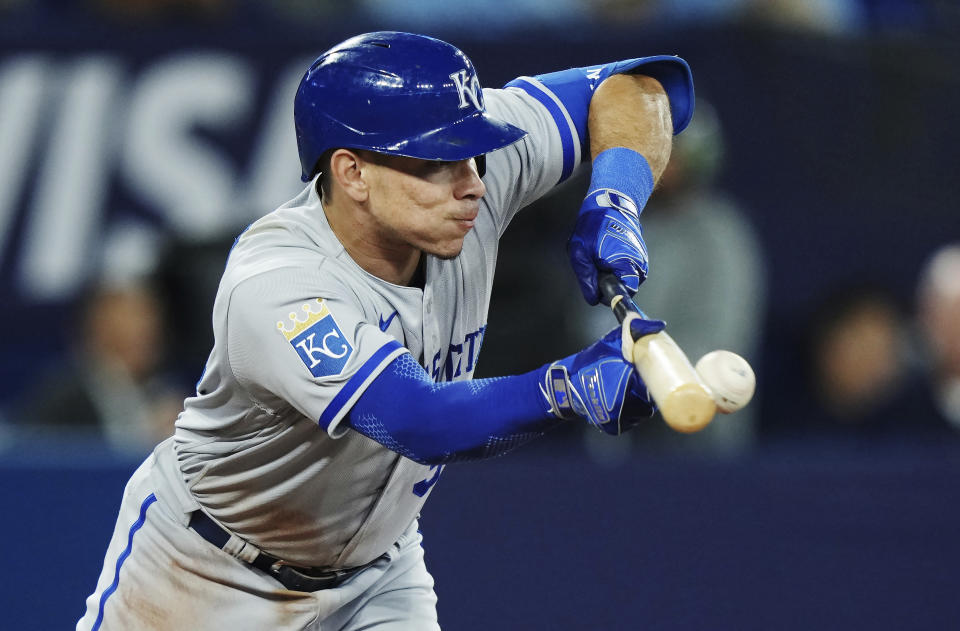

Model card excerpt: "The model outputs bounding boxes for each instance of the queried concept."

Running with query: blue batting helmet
[294,31,528,182]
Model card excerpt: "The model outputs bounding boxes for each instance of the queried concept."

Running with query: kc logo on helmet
[449,69,482,110]
[278,299,353,378]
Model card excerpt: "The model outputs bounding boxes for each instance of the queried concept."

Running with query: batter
[78,31,693,630]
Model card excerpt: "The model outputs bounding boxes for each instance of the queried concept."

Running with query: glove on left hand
[540,317,665,435]
[568,147,654,305]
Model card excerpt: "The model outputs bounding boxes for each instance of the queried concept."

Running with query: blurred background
[2,1,959,629]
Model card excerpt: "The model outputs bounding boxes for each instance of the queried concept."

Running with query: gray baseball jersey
[161,83,577,570]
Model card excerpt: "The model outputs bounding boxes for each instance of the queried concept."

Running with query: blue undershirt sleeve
[345,352,562,465]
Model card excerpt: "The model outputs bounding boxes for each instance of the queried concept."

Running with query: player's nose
[454,158,485,200]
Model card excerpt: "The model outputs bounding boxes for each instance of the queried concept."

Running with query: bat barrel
[632,332,716,433]
[657,383,717,433]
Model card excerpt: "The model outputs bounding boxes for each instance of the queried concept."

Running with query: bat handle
[598,272,627,306]
[596,273,717,433]
[598,273,641,330]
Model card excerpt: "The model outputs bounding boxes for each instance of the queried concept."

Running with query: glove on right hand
[540,317,665,435]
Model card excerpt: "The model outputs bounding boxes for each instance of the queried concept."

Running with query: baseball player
[77,31,693,630]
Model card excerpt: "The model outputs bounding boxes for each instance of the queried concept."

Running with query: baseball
[695,350,756,414]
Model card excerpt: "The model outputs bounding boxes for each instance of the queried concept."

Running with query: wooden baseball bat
[598,273,717,433]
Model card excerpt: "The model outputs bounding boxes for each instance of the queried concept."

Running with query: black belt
[188,511,378,592]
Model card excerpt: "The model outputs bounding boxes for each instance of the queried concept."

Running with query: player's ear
[329,149,369,202]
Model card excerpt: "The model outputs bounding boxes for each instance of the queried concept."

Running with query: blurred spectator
[15,277,185,454]
[773,280,954,443]
[917,244,960,431]
[576,98,767,459]
[742,0,865,34]
[806,285,910,425]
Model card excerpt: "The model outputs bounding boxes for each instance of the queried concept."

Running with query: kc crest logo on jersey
[277,299,353,378]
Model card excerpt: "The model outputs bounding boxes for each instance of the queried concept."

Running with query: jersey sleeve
[224,265,406,438]
[478,86,576,236]
[478,55,694,236]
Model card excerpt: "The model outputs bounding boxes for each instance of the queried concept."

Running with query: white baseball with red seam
[695,350,756,414]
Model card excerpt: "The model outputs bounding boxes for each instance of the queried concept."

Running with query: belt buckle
[268,559,298,574]
[270,561,342,592]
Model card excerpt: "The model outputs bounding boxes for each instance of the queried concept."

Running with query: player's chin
[427,236,467,260]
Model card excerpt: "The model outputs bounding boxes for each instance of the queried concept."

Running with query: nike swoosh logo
[379,310,400,332]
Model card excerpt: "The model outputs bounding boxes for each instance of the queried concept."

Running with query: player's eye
[414,157,483,180]
[422,161,448,172]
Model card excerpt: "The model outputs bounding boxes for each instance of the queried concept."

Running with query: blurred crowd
[0,0,956,37]
[506,95,960,459]
[7,90,958,460]
[14,277,183,452]
[0,0,958,461]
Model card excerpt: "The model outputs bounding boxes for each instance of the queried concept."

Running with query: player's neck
[323,197,422,287]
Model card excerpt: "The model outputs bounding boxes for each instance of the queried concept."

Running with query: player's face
[362,153,486,260]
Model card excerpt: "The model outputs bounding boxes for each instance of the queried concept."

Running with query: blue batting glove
[568,147,655,305]
[540,318,666,435]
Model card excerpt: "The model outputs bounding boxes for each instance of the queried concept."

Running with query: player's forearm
[569,73,672,303]
[345,353,561,465]
[588,73,673,181]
